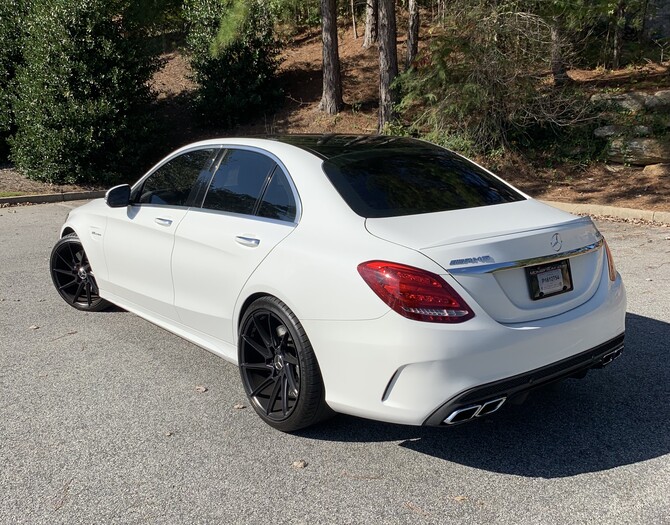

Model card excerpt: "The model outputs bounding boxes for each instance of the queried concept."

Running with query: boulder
[642,163,670,177]
[591,92,647,113]
[594,125,651,138]
[644,90,670,110]
[608,137,670,165]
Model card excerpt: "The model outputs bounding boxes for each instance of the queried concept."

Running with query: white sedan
[50,135,626,431]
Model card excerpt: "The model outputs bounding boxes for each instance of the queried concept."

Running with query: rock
[593,125,651,139]
[642,163,670,177]
[644,90,670,110]
[608,138,670,165]
[594,125,626,138]
[591,92,647,113]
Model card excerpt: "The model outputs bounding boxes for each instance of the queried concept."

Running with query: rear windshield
[322,148,525,218]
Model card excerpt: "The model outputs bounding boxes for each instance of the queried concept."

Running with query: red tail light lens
[357,261,474,323]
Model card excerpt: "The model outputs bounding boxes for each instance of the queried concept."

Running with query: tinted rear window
[322,149,525,218]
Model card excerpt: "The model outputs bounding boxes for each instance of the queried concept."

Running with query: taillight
[357,261,474,323]
[603,239,617,282]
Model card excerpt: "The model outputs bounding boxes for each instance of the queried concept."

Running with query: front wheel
[238,297,331,432]
[50,233,110,312]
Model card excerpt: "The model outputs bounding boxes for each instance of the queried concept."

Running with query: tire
[238,296,332,432]
[49,233,111,312]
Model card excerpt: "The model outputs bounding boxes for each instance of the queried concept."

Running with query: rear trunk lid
[365,200,604,323]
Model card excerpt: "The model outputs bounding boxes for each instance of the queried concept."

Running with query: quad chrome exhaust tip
[444,397,506,425]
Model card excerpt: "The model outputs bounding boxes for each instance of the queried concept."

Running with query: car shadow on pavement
[301,312,670,478]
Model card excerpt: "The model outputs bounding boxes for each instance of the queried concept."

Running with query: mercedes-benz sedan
[50,135,626,431]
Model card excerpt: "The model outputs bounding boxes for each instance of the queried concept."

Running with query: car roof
[264,134,440,160]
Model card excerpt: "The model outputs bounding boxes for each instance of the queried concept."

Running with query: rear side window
[258,167,297,222]
[138,148,216,206]
[203,149,276,215]
[322,149,525,218]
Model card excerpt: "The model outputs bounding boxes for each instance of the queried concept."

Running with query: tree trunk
[351,0,358,39]
[612,1,626,69]
[406,0,419,69]
[378,0,398,131]
[550,21,569,86]
[319,0,343,114]
[363,0,378,49]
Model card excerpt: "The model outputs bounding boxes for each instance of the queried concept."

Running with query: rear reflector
[357,261,474,323]
[603,238,617,282]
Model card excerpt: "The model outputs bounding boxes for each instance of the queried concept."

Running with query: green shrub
[0,0,27,160]
[396,3,595,155]
[184,0,282,128]
[10,0,158,184]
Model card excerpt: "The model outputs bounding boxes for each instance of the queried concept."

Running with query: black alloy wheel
[50,233,110,312]
[239,297,331,432]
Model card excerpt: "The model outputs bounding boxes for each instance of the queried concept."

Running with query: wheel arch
[61,226,76,238]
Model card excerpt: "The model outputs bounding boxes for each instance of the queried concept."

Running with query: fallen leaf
[453,495,468,503]
[195,385,208,393]
[403,501,429,516]
[233,403,246,410]
[292,460,308,469]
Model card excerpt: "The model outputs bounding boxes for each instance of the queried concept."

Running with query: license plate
[526,259,573,300]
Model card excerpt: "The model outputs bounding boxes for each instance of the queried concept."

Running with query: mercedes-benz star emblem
[550,233,562,252]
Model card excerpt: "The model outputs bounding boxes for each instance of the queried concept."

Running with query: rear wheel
[50,233,110,312]
[238,297,331,432]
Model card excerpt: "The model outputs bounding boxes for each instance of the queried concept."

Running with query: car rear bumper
[423,332,624,426]
[303,269,626,426]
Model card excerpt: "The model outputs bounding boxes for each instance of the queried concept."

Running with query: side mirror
[105,184,131,208]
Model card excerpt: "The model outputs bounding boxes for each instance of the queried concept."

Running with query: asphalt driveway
[1,201,668,524]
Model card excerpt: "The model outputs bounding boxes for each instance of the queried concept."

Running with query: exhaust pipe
[444,397,506,425]
[597,348,622,368]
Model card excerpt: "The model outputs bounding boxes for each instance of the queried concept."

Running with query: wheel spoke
[56,252,72,268]
[285,366,299,395]
[250,376,274,397]
[54,268,76,277]
[85,281,92,306]
[240,362,273,372]
[266,378,282,416]
[67,243,77,265]
[242,334,272,359]
[283,353,299,366]
[71,281,85,304]
[281,372,289,416]
[58,279,78,291]
[252,314,273,350]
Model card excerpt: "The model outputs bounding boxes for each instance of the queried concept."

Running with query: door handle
[155,217,173,227]
[235,236,260,247]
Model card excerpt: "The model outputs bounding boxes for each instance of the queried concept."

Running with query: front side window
[137,148,217,206]
[202,149,276,215]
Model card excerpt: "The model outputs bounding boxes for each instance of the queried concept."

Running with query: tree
[406,0,419,69]
[319,0,343,114]
[0,0,27,160]
[378,0,398,130]
[10,0,158,183]
[184,0,282,127]
[363,0,378,49]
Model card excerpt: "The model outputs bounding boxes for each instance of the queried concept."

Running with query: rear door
[171,148,299,347]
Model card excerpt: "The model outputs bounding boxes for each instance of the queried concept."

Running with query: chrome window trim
[448,239,604,275]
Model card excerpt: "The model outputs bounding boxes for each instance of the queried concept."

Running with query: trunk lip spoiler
[448,238,604,275]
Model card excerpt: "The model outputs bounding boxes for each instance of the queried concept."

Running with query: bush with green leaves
[0,0,27,160]
[396,2,595,155]
[184,0,282,128]
[10,0,158,184]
